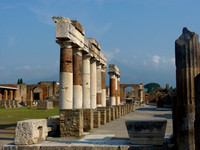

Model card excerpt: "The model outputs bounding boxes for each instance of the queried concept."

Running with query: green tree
[144,83,160,93]
[17,78,23,84]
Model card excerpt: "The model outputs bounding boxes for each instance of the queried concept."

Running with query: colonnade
[108,64,120,106]
[53,17,107,110]
[0,88,18,100]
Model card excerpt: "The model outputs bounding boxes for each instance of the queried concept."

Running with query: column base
[110,107,115,120]
[93,110,100,128]
[83,109,94,132]
[97,107,111,123]
[60,109,83,137]
[97,108,106,125]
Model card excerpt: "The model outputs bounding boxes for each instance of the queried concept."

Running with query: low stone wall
[37,101,53,109]
[60,109,83,137]
[0,100,20,108]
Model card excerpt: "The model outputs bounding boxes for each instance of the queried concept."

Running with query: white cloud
[103,48,120,62]
[15,65,31,70]
[144,55,175,68]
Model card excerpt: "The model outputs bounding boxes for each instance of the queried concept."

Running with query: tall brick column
[73,48,83,109]
[57,41,73,110]
[175,27,200,150]
[101,66,106,107]
[82,54,91,109]
[4,90,8,100]
[117,77,120,105]
[14,90,18,100]
[90,58,97,109]
[109,73,116,106]
[9,90,13,100]
[96,62,102,107]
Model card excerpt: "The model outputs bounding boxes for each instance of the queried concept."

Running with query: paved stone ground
[0,103,172,149]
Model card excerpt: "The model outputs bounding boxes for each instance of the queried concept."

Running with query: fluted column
[82,53,91,108]
[96,62,102,107]
[90,58,97,109]
[101,66,106,107]
[57,42,73,110]
[110,73,116,106]
[73,48,82,109]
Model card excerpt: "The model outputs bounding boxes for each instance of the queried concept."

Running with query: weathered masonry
[53,17,134,137]
[175,27,200,150]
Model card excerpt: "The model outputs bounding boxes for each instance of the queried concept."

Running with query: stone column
[57,42,73,110]
[82,54,91,109]
[9,90,13,100]
[96,62,102,107]
[109,73,116,106]
[175,27,200,150]
[115,75,118,105]
[90,58,97,109]
[101,66,106,107]
[14,90,18,100]
[117,77,120,105]
[4,90,8,100]
[73,48,82,109]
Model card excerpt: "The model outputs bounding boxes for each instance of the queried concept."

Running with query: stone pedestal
[110,107,115,120]
[83,109,93,132]
[93,110,100,128]
[97,108,106,125]
[0,100,7,108]
[10,100,16,108]
[6,100,11,108]
[121,105,124,116]
[37,101,53,109]
[114,106,119,119]
[118,105,121,117]
[106,107,111,122]
[125,120,167,145]
[60,109,83,137]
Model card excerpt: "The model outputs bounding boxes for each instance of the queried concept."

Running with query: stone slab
[125,120,167,145]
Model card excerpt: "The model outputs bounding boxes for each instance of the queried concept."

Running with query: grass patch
[0,107,59,124]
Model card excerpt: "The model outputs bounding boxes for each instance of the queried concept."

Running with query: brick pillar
[90,58,97,109]
[175,27,200,150]
[109,73,116,106]
[101,66,106,107]
[0,93,2,100]
[96,63,102,107]
[117,77,120,105]
[9,90,13,100]
[82,54,91,109]
[14,90,18,100]
[57,41,73,110]
[4,90,8,100]
[73,48,82,109]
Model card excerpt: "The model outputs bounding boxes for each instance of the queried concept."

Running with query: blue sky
[1,0,200,88]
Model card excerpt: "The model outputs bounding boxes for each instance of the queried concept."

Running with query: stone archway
[32,86,43,100]
[120,84,145,103]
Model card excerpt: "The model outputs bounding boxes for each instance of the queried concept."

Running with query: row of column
[58,42,107,110]
[0,90,18,100]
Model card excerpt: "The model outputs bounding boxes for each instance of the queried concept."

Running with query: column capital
[73,47,82,56]
[83,52,92,59]
[56,40,73,48]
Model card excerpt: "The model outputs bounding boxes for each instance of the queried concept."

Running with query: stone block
[37,101,53,109]
[118,105,121,118]
[10,100,16,108]
[121,105,124,116]
[93,110,100,128]
[14,119,49,145]
[0,100,7,108]
[83,109,93,132]
[110,107,115,120]
[97,108,106,125]
[47,115,60,137]
[106,107,111,122]
[125,120,167,145]
[14,100,20,108]
[60,109,83,137]
[6,100,11,108]
[114,106,118,119]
